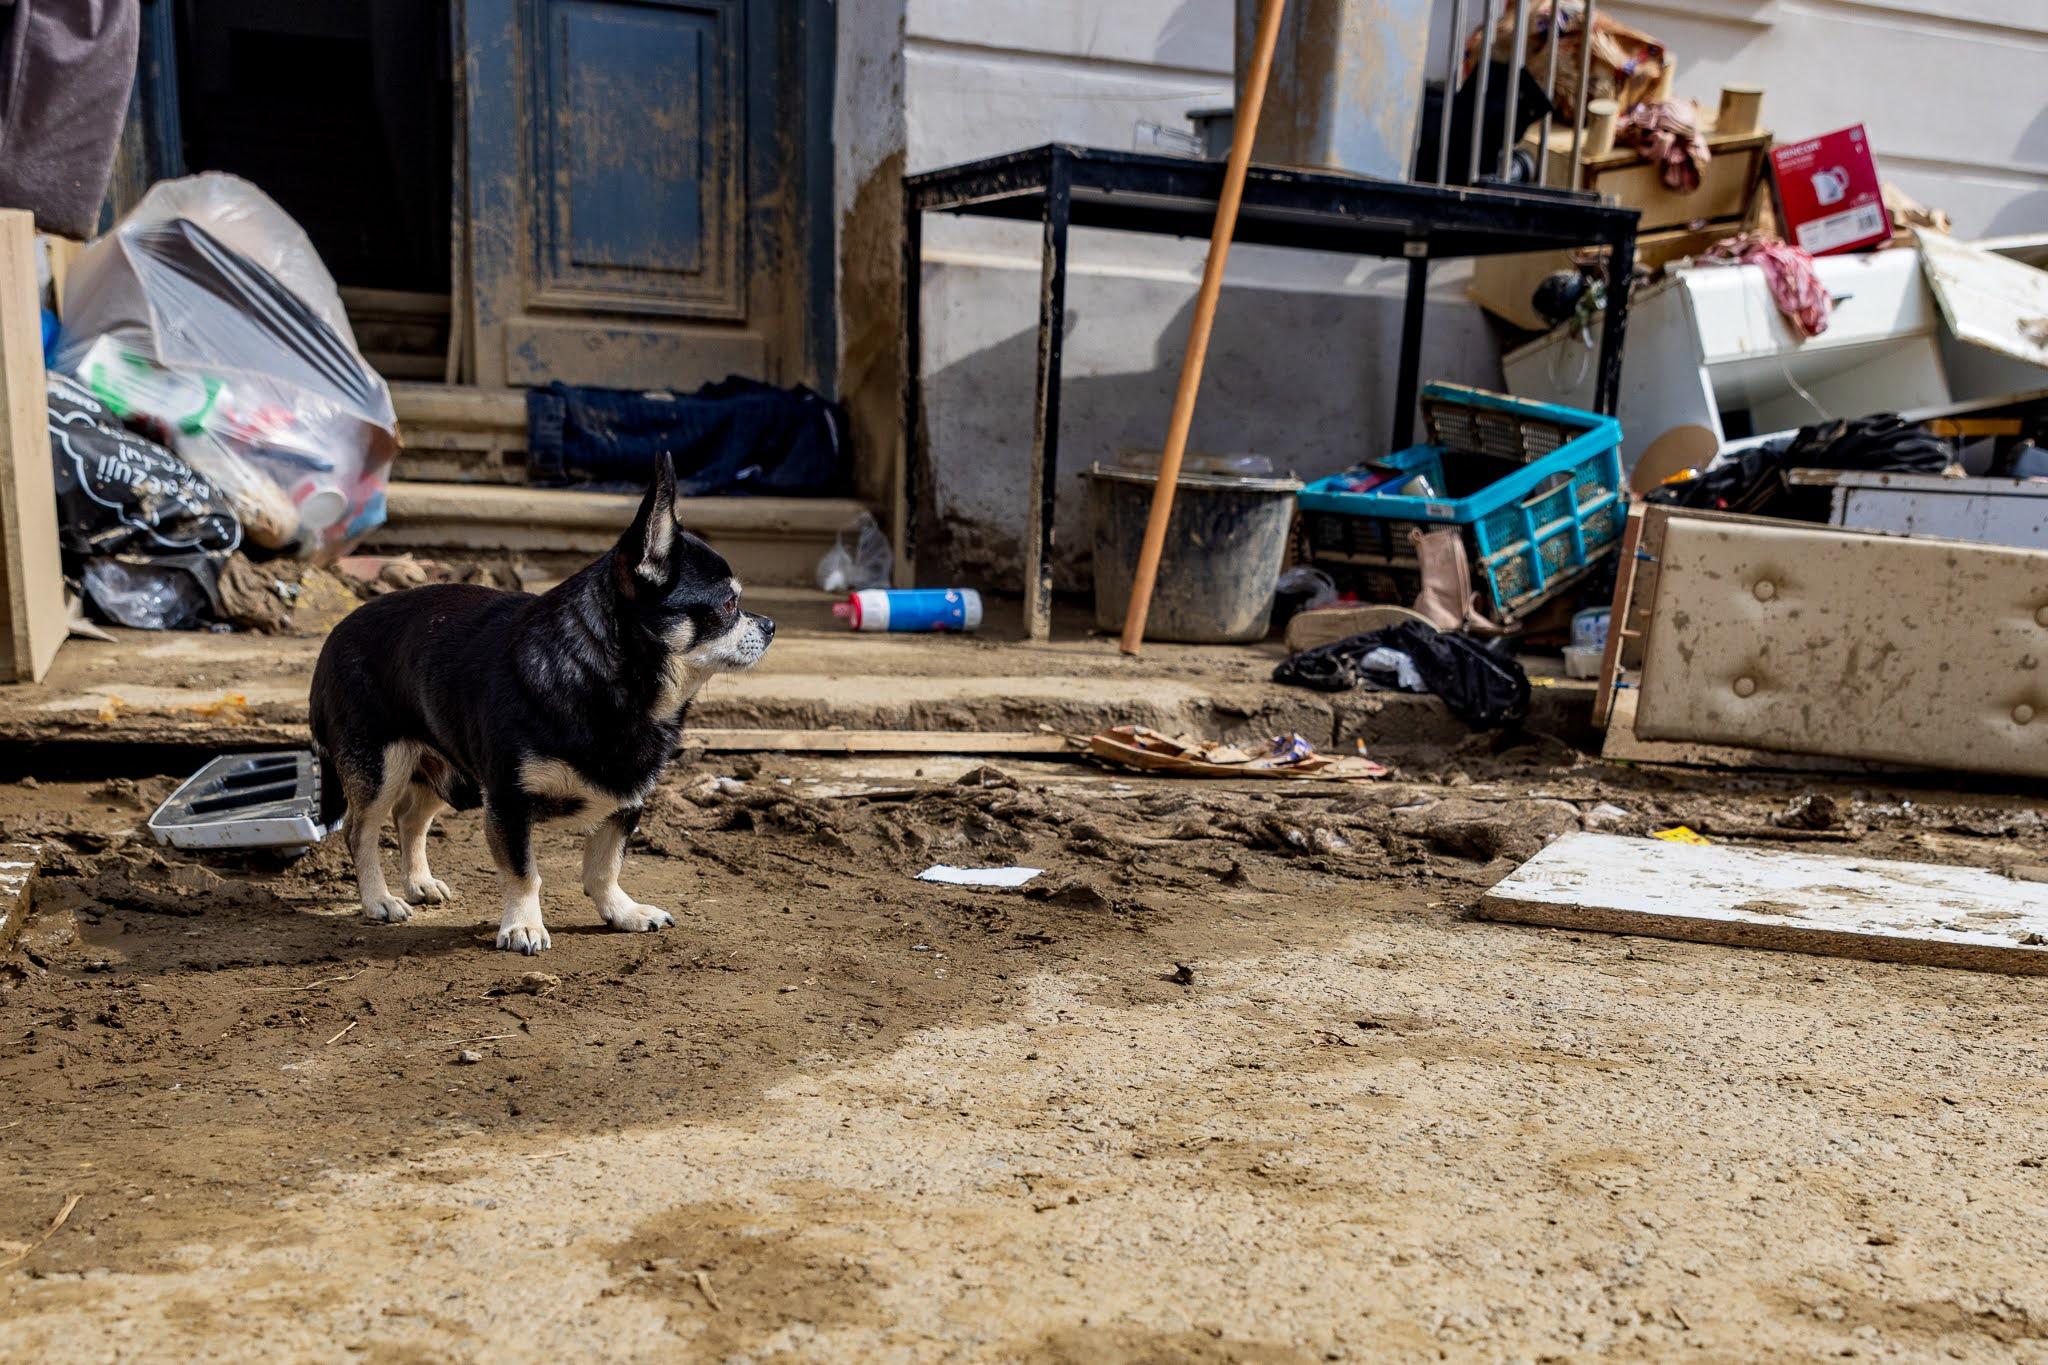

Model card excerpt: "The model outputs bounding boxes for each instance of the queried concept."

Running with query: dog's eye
[721,593,739,616]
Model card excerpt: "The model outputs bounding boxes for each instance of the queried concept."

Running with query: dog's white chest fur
[654,655,710,721]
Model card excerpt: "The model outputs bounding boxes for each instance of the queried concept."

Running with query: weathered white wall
[901,0,1505,587]
[834,0,910,520]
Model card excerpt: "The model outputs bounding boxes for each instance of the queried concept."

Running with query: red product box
[1770,125,1892,256]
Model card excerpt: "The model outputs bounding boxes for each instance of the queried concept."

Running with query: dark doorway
[172,0,452,296]
[159,0,454,380]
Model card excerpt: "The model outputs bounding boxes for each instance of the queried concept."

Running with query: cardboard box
[1770,125,1891,256]
[1474,119,1773,332]
[1467,223,1746,333]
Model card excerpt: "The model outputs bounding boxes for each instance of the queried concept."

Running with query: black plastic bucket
[1086,463,1302,644]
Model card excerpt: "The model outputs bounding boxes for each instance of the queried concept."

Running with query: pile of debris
[43,176,399,634]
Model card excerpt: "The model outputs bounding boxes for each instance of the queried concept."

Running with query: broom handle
[1118,0,1288,655]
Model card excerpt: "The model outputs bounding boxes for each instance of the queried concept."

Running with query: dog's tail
[313,744,348,835]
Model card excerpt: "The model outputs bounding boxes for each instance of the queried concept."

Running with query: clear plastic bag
[816,511,894,593]
[57,174,398,563]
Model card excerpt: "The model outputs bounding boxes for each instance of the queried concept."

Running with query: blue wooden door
[459,0,828,391]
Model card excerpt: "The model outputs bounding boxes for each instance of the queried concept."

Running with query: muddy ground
[3,742,2048,1361]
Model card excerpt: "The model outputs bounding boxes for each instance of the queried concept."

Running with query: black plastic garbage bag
[526,377,847,495]
[1650,412,1953,517]
[47,372,240,627]
[1273,619,1530,729]
[1781,413,1950,476]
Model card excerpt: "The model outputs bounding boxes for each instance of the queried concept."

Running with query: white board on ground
[1479,832,2048,974]
[916,865,1042,889]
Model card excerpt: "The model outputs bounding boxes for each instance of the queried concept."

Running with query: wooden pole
[1117,0,1288,655]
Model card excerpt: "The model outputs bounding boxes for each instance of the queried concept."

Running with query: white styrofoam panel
[1709,338,1950,435]
[1684,250,1934,364]
[1505,251,1960,464]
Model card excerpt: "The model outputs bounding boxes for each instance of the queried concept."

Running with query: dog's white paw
[405,876,453,905]
[363,895,413,924]
[496,922,552,955]
[601,902,674,933]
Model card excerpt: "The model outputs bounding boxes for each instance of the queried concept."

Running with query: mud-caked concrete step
[691,672,1339,744]
[0,614,1597,759]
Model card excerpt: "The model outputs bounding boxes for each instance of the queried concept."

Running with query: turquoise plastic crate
[1297,384,1624,622]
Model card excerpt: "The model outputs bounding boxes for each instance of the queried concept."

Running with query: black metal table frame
[902,144,1639,641]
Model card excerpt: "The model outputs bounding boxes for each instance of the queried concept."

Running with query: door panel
[460,0,825,391]
[532,0,741,318]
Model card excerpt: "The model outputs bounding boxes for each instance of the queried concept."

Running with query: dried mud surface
[3,748,2047,1361]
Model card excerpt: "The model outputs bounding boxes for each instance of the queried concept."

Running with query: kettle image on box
[1811,166,1851,206]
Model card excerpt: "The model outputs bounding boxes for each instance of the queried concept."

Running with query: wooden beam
[684,728,1071,755]
[43,236,83,319]
[0,211,66,683]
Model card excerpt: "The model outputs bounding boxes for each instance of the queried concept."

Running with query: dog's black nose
[757,615,776,641]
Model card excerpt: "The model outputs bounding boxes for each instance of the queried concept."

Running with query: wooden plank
[1480,832,2048,975]
[1591,503,1646,729]
[43,237,83,318]
[0,211,66,683]
[1468,224,1742,333]
[686,728,1071,755]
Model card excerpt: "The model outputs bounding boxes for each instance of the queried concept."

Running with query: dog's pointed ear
[615,452,680,592]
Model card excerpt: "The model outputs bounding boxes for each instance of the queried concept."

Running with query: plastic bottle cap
[296,488,348,531]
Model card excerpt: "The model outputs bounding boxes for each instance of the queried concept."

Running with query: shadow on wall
[915,263,1504,591]
[1981,102,2048,237]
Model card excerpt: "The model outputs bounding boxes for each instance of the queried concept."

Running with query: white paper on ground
[917,864,1044,888]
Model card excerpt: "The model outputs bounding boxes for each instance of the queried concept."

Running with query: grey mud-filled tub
[1085,460,1302,644]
